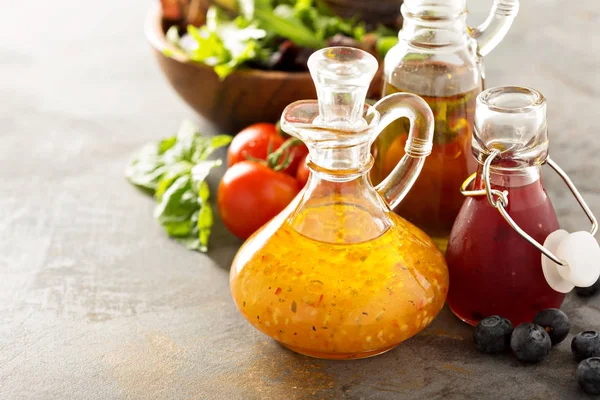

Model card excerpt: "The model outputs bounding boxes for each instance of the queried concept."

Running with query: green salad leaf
[166,0,399,79]
[254,5,325,49]
[376,36,399,57]
[125,120,232,252]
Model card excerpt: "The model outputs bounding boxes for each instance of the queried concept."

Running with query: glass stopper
[307,47,378,130]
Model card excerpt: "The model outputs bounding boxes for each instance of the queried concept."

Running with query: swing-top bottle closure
[461,86,600,293]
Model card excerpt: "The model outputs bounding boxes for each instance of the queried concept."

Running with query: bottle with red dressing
[446,86,600,326]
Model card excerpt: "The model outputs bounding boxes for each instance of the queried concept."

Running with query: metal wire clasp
[460,149,598,266]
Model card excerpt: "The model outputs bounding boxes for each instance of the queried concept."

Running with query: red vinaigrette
[446,86,565,326]
[446,172,564,326]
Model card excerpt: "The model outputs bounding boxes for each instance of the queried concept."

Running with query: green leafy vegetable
[254,6,325,49]
[166,0,398,79]
[125,120,232,252]
[376,36,399,58]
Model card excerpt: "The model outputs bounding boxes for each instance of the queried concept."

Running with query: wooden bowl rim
[144,2,312,81]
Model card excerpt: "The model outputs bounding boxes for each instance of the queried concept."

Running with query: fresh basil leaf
[161,120,201,164]
[174,119,199,159]
[155,161,194,201]
[210,134,234,149]
[197,181,213,252]
[125,141,171,192]
[198,180,211,203]
[192,135,233,163]
[125,163,165,193]
[191,160,222,186]
[158,136,178,154]
[126,120,231,253]
[154,175,197,224]
[174,236,202,250]
[163,220,194,237]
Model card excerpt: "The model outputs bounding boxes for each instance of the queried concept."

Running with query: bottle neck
[475,164,542,190]
[306,141,373,182]
[289,155,392,243]
[400,1,470,48]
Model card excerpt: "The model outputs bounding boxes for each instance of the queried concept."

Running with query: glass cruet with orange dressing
[229,47,449,360]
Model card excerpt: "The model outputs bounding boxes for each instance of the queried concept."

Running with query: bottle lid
[307,47,378,130]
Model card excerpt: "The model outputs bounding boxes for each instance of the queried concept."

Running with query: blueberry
[577,357,600,395]
[510,323,552,363]
[532,308,570,345]
[572,331,600,361]
[473,315,513,353]
[576,278,600,297]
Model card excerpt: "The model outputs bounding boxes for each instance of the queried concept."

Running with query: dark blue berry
[510,323,552,363]
[577,357,600,395]
[473,315,513,353]
[576,278,600,297]
[532,308,570,346]
[572,331,600,361]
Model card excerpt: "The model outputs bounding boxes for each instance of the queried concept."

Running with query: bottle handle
[372,93,434,210]
[470,0,520,57]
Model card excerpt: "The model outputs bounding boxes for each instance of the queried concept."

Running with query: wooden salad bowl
[145,3,386,134]
[145,3,317,134]
[321,0,403,28]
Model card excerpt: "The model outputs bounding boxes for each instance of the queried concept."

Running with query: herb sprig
[125,120,232,252]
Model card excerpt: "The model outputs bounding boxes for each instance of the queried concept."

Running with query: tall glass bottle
[372,0,519,250]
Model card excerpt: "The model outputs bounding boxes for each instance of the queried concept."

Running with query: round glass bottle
[372,0,519,250]
[446,86,565,326]
[230,47,449,360]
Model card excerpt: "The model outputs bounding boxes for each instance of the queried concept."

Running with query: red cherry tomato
[217,161,300,239]
[295,155,310,187]
[227,123,283,166]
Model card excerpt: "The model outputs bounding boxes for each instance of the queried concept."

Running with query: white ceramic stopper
[556,231,600,287]
[542,230,574,293]
[542,230,600,292]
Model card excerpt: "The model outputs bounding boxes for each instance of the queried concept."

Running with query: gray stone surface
[1,0,599,399]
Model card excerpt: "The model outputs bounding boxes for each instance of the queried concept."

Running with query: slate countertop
[1,0,600,399]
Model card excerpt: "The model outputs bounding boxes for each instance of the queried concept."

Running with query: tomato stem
[245,137,304,172]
